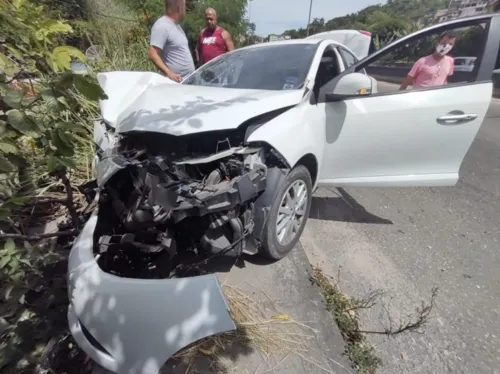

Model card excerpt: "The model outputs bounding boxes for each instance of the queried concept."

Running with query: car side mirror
[326,72,373,101]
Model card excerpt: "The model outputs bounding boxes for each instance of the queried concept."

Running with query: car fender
[246,100,324,184]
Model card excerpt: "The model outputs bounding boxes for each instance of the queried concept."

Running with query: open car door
[317,14,500,187]
[306,30,375,60]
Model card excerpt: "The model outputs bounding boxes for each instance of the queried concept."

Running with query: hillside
[283,0,449,39]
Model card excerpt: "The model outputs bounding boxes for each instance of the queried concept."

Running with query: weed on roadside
[310,266,439,374]
[310,267,382,374]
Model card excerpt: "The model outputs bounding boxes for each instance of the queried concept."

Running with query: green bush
[0,1,108,370]
[0,0,250,370]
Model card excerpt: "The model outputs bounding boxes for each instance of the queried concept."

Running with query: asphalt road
[300,96,500,373]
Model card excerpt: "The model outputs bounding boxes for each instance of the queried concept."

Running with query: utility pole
[248,0,252,23]
[306,0,313,36]
[247,0,253,44]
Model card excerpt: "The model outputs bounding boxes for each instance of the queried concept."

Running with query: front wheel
[260,165,313,260]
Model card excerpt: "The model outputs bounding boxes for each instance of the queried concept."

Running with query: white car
[453,56,477,72]
[68,14,500,374]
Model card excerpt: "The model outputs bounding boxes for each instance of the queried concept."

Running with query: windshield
[183,43,319,90]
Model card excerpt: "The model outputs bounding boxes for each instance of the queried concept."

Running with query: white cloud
[248,0,384,36]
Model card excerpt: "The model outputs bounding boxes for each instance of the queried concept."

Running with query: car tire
[260,165,313,261]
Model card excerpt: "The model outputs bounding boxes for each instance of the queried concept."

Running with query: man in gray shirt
[148,0,195,82]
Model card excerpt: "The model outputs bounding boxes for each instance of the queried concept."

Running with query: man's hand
[399,75,413,90]
[195,31,203,66]
[148,46,181,80]
[167,71,182,82]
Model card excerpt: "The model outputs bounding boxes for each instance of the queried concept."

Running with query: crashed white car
[68,14,500,374]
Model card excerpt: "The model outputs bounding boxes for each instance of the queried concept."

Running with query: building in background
[437,0,499,22]
[266,34,291,42]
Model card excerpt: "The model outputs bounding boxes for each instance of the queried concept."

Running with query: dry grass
[170,284,333,374]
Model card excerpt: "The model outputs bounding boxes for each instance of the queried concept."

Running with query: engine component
[94,133,267,279]
[200,216,245,257]
[172,169,266,223]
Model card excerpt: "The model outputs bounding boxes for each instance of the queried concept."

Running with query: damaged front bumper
[68,208,236,374]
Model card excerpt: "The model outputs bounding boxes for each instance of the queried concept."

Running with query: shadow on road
[164,331,254,374]
[309,188,393,225]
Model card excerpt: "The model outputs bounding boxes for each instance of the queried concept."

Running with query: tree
[116,0,247,50]
[287,0,449,40]
[247,21,256,36]
[0,0,105,199]
[30,0,88,20]
[307,17,325,35]
[367,11,409,44]
[283,28,307,39]
[182,0,247,49]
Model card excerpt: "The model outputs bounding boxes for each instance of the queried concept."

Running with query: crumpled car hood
[97,71,304,136]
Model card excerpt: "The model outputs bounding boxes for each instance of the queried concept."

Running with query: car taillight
[359,30,372,37]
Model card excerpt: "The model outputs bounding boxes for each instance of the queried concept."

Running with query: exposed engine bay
[84,126,281,279]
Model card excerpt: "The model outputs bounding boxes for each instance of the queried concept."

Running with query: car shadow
[163,330,254,373]
[309,188,393,224]
[243,188,392,268]
[167,189,390,371]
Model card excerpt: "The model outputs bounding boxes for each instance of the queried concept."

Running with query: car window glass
[313,47,342,101]
[183,44,319,91]
[358,22,487,95]
[338,47,357,68]
[196,57,244,87]
[315,48,340,87]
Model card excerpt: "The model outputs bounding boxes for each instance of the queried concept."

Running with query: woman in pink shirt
[400,31,457,90]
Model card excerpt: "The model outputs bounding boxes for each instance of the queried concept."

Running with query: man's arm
[148,46,180,81]
[194,30,203,67]
[445,57,454,84]
[222,30,235,52]
[149,23,182,82]
[399,75,413,90]
[194,43,200,67]
[399,59,421,90]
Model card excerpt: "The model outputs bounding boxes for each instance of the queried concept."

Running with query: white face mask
[436,43,453,56]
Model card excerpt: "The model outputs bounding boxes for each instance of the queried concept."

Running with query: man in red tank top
[195,8,235,66]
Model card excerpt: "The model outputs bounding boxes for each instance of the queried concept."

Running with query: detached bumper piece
[67,210,236,374]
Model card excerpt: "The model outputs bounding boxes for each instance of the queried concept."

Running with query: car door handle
[437,113,478,125]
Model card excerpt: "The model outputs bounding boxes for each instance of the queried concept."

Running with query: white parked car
[68,14,500,374]
[453,56,477,72]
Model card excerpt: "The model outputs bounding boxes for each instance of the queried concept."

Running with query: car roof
[238,38,335,50]
[239,30,373,59]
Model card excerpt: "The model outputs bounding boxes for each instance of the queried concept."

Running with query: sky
[248,0,385,36]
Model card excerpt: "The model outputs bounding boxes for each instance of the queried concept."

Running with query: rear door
[318,15,500,187]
